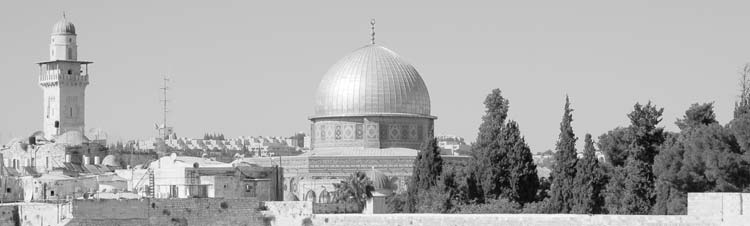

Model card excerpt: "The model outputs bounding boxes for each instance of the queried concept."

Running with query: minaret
[38,14,92,139]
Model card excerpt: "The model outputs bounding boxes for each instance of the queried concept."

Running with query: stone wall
[67,197,264,226]
[313,202,361,214]
[0,176,25,202]
[309,214,718,226]
[263,201,313,226]
[0,202,73,226]
[18,202,72,226]
[687,192,750,225]
[6,192,750,226]
[259,193,750,226]
[0,205,18,226]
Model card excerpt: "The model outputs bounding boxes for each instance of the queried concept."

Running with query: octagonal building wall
[310,116,434,150]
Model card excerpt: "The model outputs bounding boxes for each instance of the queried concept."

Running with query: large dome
[313,45,431,118]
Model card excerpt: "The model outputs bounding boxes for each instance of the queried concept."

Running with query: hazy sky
[1,1,748,152]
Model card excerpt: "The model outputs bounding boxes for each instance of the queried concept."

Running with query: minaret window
[46,97,51,118]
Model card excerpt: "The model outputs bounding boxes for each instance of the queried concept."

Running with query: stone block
[723,193,743,216]
[742,193,750,215]
[688,192,723,217]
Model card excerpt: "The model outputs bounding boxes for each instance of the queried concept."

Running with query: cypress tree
[734,63,750,118]
[732,69,750,153]
[406,138,443,212]
[474,89,510,153]
[473,89,510,201]
[503,121,539,204]
[547,95,578,213]
[571,134,606,214]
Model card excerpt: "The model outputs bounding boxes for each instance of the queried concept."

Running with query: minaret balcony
[39,71,89,86]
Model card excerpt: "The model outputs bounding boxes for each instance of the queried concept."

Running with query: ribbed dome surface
[101,155,118,166]
[53,18,76,35]
[314,45,431,118]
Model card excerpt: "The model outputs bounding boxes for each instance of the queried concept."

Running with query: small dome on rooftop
[101,155,118,166]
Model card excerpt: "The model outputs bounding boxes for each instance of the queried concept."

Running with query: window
[46,97,51,118]
[67,69,72,75]
[5,188,10,193]
[70,107,73,118]
[50,191,55,196]
[245,184,256,197]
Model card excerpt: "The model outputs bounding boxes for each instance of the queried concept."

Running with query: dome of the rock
[310,44,435,151]
[314,45,431,118]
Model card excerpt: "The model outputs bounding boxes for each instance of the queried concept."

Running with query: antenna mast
[160,76,170,139]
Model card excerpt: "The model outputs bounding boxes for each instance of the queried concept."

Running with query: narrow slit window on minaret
[46,97,51,118]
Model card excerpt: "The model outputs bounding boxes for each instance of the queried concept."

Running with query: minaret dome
[52,16,76,35]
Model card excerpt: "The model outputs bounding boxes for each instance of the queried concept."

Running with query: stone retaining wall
[310,214,719,226]
[67,198,263,226]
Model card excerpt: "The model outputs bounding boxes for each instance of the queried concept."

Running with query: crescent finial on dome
[370,19,376,45]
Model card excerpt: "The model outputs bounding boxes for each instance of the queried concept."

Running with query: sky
[0,1,748,152]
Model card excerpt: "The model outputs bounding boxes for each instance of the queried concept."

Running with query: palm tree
[333,171,374,209]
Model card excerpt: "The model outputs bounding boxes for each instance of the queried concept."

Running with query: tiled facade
[311,116,434,150]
